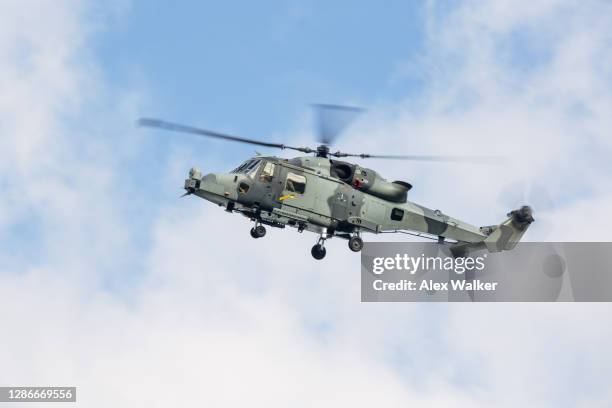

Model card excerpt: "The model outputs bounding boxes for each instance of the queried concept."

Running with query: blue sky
[95,1,424,141]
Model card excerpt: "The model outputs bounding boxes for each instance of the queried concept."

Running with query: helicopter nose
[189,166,202,180]
[184,166,203,194]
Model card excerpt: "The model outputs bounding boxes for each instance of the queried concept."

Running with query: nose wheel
[311,234,328,260]
[311,243,327,260]
[250,224,266,239]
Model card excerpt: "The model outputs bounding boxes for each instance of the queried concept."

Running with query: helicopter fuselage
[141,112,532,260]
[183,155,516,251]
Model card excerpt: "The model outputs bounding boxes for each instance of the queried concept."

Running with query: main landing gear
[250,223,266,239]
[311,231,364,260]
[348,235,364,252]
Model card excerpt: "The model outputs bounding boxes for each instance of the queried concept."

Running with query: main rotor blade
[330,151,504,164]
[138,118,315,154]
[312,104,365,145]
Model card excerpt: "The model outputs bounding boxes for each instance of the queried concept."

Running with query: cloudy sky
[1,0,612,406]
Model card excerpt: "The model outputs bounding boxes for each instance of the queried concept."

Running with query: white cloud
[1,1,612,407]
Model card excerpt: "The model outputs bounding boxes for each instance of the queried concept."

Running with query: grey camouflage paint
[184,155,533,253]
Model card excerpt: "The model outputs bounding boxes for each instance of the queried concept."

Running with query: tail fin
[449,206,534,257]
[482,206,534,252]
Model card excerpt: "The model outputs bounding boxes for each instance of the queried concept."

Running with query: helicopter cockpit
[230,158,262,177]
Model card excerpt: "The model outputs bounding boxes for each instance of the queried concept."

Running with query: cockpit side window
[285,172,306,194]
[260,161,275,181]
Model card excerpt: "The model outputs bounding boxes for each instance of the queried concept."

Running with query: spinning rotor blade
[330,152,503,164]
[139,116,501,165]
[138,118,315,154]
[313,104,364,145]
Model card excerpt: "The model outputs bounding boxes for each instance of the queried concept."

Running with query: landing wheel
[348,236,364,252]
[311,244,327,260]
[250,225,266,238]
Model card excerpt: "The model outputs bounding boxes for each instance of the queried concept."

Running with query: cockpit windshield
[230,159,262,177]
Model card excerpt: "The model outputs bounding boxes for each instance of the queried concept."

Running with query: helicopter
[139,105,533,260]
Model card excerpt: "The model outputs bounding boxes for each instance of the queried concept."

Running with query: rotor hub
[316,145,330,158]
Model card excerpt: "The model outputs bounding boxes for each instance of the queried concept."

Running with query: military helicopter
[139,105,533,260]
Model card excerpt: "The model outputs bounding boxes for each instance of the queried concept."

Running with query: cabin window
[285,172,306,194]
[260,162,275,181]
[391,208,404,221]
